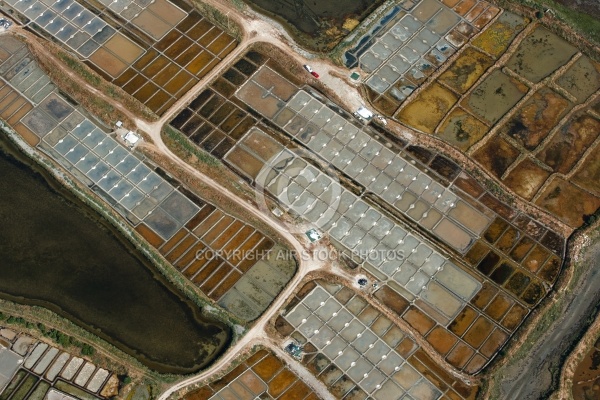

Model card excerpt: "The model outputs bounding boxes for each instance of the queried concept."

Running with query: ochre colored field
[184,349,317,400]
[536,177,600,228]
[503,158,551,200]
[502,88,571,150]
[572,339,600,400]
[471,16,526,58]
[439,47,493,94]
[473,135,520,178]
[397,83,458,133]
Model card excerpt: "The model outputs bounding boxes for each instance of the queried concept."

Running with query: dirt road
[10,0,595,398]
[4,8,361,397]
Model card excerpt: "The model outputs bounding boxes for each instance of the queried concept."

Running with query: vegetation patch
[507,0,600,45]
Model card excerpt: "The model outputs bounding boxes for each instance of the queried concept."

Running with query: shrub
[81,344,95,356]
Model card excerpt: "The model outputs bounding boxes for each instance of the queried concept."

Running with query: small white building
[354,106,374,123]
[306,229,322,243]
[356,106,373,120]
[123,131,140,147]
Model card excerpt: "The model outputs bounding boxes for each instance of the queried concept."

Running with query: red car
[304,64,319,79]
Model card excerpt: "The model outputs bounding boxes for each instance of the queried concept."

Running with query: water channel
[0,132,231,375]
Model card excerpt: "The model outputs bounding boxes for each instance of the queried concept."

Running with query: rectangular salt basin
[61,357,84,380]
[24,343,48,369]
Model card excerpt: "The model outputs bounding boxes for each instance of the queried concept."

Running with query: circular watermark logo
[253,147,343,236]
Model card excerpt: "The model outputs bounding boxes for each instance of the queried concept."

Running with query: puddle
[0,134,230,374]
[242,0,385,51]
[477,251,500,275]
[505,271,531,296]
[429,155,461,181]
[521,281,544,305]
[234,58,259,76]
[557,55,600,103]
[438,107,489,151]
[573,342,600,400]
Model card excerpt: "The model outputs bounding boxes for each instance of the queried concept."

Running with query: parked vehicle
[0,19,12,29]
[303,64,319,78]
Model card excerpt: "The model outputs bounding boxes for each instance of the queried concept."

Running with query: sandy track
[4,2,550,397]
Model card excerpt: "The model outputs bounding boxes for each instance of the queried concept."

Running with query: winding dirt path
[4,13,357,398]
[4,2,543,397]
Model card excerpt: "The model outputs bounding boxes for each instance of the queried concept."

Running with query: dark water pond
[0,132,230,374]
[243,0,384,51]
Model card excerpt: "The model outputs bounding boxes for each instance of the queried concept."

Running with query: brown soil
[472,134,520,178]
[447,342,475,369]
[509,236,535,262]
[427,326,459,356]
[573,150,600,197]
[535,177,600,228]
[268,369,297,397]
[500,302,528,331]
[470,282,498,310]
[502,88,572,150]
[484,217,509,244]
[503,158,551,200]
[537,114,600,174]
[463,316,494,348]
[403,308,436,336]
[485,294,513,322]
[465,241,491,266]
[450,306,479,337]
[480,329,508,358]
[538,255,562,284]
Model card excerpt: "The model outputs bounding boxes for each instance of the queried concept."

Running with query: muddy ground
[488,227,600,399]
